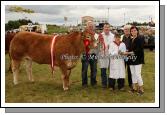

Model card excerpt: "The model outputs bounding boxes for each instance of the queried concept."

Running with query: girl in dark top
[128,26,145,95]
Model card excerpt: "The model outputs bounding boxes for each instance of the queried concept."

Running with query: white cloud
[5,5,155,26]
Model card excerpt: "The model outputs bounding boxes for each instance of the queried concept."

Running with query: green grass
[47,25,68,34]
[5,50,155,103]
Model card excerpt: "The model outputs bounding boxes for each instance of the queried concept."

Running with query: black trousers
[101,68,107,87]
[125,61,132,87]
[108,78,125,89]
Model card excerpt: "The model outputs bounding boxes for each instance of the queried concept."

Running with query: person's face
[115,37,120,41]
[87,22,94,31]
[131,28,138,37]
[103,24,110,35]
[124,28,130,36]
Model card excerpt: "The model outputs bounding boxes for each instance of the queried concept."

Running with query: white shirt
[109,42,126,79]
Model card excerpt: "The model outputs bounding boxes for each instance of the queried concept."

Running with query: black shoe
[91,84,97,88]
[82,84,88,88]
[91,82,97,87]
[129,85,133,89]
[119,87,125,91]
[102,85,107,89]
[109,87,114,91]
[129,89,135,93]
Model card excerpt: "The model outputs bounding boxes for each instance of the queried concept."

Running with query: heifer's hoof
[63,87,69,91]
[30,79,34,82]
[13,81,19,85]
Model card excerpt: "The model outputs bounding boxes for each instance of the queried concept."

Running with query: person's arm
[119,43,134,55]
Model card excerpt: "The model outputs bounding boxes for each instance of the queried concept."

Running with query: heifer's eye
[86,35,91,40]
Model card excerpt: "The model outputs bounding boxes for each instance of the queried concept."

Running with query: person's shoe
[129,88,136,93]
[129,85,133,89]
[133,83,138,90]
[102,85,107,89]
[119,87,125,91]
[137,86,144,95]
[137,90,144,95]
[82,84,88,88]
[109,87,114,91]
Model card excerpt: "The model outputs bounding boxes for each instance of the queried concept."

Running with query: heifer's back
[10,31,84,66]
[10,32,53,63]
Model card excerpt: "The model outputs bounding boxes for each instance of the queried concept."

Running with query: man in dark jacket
[121,25,132,89]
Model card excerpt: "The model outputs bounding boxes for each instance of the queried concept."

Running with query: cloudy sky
[5,5,155,26]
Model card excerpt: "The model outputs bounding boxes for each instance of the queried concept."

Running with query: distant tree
[126,21,149,26]
[6,20,21,30]
[142,22,148,26]
[5,23,10,31]
[18,19,32,25]
[77,24,81,26]
[132,21,138,26]
[5,19,34,31]
[34,22,39,25]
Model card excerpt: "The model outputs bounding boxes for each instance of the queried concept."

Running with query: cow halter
[50,35,58,76]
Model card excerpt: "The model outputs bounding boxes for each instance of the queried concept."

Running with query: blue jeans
[101,68,107,87]
[81,53,97,86]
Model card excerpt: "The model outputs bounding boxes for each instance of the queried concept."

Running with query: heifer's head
[81,29,96,54]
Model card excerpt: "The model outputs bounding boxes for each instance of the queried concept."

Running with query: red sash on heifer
[9,30,95,90]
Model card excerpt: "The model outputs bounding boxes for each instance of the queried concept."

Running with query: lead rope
[50,35,58,77]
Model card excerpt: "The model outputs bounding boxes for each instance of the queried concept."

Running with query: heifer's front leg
[61,74,70,91]
[66,69,71,88]
[11,59,20,85]
[60,67,69,91]
[61,74,68,90]
[25,59,34,82]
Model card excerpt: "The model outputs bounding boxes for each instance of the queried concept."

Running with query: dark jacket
[128,35,145,65]
[122,35,131,51]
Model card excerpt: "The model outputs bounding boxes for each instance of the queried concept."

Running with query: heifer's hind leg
[25,59,34,82]
[8,53,12,72]
[11,59,21,85]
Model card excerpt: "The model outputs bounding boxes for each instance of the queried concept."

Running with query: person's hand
[118,50,123,55]
[93,40,98,48]
[122,52,129,55]
[128,51,134,55]
[119,51,134,55]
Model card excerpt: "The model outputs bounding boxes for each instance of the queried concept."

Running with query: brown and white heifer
[9,30,95,90]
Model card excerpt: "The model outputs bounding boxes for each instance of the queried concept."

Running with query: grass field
[47,25,68,34]
[5,50,155,103]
